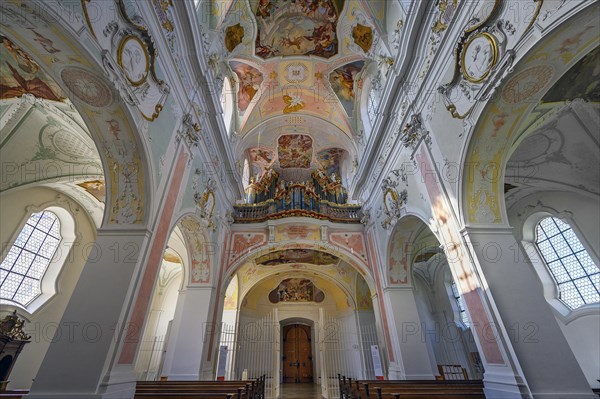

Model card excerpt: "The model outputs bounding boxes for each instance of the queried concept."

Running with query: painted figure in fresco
[329,62,364,116]
[254,0,340,59]
[231,62,263,112]
[304,20,336,57]
[256,0,276,18]
[0,35,64,101]
[28,29,60,54]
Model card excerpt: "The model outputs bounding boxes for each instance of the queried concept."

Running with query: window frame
[522,211,600,323]
[0,205,76,315]
[450,280,470,327]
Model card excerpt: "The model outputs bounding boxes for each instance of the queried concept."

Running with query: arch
[0,1,153,226]
[224,240,377,296]
[459,4,599,226]
[237,114,358,156]
[387,213,440,286]
[175,213,214,286]
[134,245,184,380]
[236,265,361,311]
[280,316,314,328]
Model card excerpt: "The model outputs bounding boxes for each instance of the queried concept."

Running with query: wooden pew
[135,375,265,399]
[0,390,28,399]
[338,375,485,399]
[135,394,235,399]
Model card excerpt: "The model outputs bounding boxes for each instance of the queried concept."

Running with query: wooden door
[282,324,313,383]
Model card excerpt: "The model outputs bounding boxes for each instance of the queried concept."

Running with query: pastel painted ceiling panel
[329,60,364,117]
[277,134,313,168]
[317,147,345,176]
[253,0,344,59]
[229,61,263,112]
[0,35,64,101]
[255,249,339,266]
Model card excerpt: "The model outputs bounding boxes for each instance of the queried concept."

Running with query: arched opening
[217,242,379,398]
[497,41,600,389]
[134,227,185,381]
[388,215,483,380]
[1,15,152,228]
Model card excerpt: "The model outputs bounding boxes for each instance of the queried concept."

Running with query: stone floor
[278,383,323,399]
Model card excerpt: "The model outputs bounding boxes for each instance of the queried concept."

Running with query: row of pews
[338,375,485,399]
[0,390,27,399]
[135,375,265,399]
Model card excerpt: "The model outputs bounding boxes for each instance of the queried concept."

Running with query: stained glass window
[535,217,600,309]
[1,211,61,306]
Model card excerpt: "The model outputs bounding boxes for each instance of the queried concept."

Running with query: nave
[0,0,598,399]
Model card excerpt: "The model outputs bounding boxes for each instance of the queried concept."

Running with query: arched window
[367,88,378,124]
[1,211,61,307]
[450,281,469,326]
[221,77,234,136]
[242,158,250,188]
[535,217,600,309]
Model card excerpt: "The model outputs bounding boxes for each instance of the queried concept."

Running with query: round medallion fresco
[461,32,498,83]
[501,65,555,104]
[117,35,149,86]
[61,67,113,107]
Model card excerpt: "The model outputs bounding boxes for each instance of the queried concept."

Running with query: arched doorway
[282,323,313,383]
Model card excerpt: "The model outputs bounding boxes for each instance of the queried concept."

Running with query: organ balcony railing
[232,169,363,223]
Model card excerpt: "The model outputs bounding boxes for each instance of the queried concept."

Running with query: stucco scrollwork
[83,0,170,121]
[381,179,407,230]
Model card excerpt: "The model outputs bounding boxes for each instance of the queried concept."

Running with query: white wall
[509,191,600,389]
[134,267,182,380]
[0,187,96,389]
[413,266,483,380]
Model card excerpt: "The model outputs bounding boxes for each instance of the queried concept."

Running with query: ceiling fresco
[76,179,106,203]
[268,278,325,303]
[252,0,344,60]
[229,61,263,113]
[247,146,275,176]
[329,60,364,117]
[277,134,313,168]
[317,147,345,176]
[212,0,390,168]
[0,35,64,101]
[255,249,339,266]
[542,45,600,103]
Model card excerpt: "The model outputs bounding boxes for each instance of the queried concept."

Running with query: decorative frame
[460,32,499,83]
[117,35,150,86]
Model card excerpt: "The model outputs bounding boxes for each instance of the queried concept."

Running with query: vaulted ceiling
[0,35,106,225]
[203,0,405,186]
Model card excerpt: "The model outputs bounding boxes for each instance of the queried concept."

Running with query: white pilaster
[384,287,436,380]
[27,229,150,399]
[161,286,215,380]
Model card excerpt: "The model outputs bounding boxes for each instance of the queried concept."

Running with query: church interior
[0,0,598,398]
